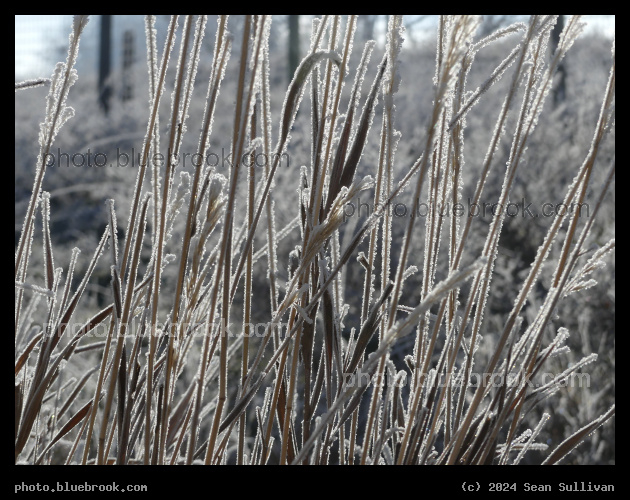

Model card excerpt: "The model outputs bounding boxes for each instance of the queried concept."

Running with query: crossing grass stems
[15,15,614,465]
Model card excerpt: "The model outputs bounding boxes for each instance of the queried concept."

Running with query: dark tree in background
[288,15,300,83]
[99,15,112,114]
[552,15,567,105]
[122,30,134,102]
[360,15,376,41]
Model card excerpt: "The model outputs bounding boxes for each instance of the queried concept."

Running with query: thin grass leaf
[34,400,93,465]
[345,282,393,375]
[15,332,44,376]
[542,405,615,465]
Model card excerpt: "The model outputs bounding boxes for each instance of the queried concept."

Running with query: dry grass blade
[166,380,197,449]
[345,282,393,375]
[542,406,615,465]
[15,78,50,91]
[321,287,336,399]
[230,49,342,300]
[15,16,89,280]
[336,56,387,199]
[218,373,267,435]
[15,332,44,376]
[41,193,55,291]
[282,51,341,144]
[15,383,23,441]
[15,227,110,460]
[324,41,375,217]
[35,400,93,465]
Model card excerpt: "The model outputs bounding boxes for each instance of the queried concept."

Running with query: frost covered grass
[15,15,614,465]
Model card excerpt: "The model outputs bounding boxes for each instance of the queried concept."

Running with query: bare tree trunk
[552,15,567,105]
[122,30,134,102]
[361,15,376,41]
[288,15,300,83]
[99,15,112,114]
